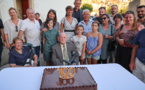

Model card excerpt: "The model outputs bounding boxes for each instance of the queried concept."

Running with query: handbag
[107,25,115,51]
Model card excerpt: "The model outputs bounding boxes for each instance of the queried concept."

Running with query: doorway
[16,0,29,19]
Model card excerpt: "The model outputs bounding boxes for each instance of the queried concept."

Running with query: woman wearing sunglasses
[98,14,115,64]
[4,7,23,50]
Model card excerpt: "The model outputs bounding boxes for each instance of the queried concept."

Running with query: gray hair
[83,9,90,15]
[26,8,34,14]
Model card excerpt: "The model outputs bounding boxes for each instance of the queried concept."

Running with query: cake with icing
[40,67,97,90]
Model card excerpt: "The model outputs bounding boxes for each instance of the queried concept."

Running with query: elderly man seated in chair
[9,37,38,67]
[52,33,79,65]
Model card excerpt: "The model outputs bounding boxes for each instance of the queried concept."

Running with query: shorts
[86,54,100,60]
[44,52,52,62]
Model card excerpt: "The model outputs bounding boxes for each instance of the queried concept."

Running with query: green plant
[81,3,93,12]
[106,6,111,14]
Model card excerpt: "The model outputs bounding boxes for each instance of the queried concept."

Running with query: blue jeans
[0,46,3,65]
[33,46,40,66]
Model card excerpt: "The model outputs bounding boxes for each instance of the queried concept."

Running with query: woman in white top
[60,6,78,42]
[4,7,23,49]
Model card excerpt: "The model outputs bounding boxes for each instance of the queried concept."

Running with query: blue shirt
[133,29,145,64]
[9,46,33,66]
[72,8,83,22]
[78,19,94,35]
[87,36,101,56]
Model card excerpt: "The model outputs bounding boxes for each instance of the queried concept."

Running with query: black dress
[115,29,138,72]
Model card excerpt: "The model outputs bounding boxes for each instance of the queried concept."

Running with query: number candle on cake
[57,67,75,79]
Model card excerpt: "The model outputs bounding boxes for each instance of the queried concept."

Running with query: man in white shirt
[18,8,41,66]
[109,5,123,24]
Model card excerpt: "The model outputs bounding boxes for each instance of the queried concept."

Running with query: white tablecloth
[0,64,145,90]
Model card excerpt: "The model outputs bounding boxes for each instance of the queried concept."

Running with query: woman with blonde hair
[115,11,142,72]
[4,7,24,50]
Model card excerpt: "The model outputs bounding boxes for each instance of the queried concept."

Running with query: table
[0,64,145,90]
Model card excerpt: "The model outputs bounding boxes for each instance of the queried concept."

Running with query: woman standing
[40,9,60,53]
[35,13,42,25]
[114,14,123,36]
[60,6,78,42]
[116,11,141,72]
[4,7,23,50]
[112,14,124,62]
[98,14,115,64]
[0,19,5,65]
[40,9,60,31]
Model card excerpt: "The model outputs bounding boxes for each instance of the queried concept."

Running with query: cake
[40,67,97,90]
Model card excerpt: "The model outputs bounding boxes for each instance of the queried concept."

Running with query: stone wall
[129,0,145,17]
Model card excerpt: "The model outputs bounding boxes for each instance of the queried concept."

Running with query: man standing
[52,33,79,66]
[109,5,123,24]
[137,5,145,27]
[93,7,106,24]
[129,28,145,83]
[78,9,93,35]
[72,0,83,22]
[18,8,41,66]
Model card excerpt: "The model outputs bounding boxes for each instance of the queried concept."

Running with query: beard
[138,14,145,19]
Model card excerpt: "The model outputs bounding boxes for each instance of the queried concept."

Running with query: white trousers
[133,57,145,83]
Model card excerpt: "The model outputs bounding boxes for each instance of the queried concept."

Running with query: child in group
[43,18,59,66]
[86,21,103,64]
[71,25,86,64]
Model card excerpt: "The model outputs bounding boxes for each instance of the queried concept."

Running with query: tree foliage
[106,6,128,14]
[119,7,128,14]
[81,3,93,12]
[106,6,111,14]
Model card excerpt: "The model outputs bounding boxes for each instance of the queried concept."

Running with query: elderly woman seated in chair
[9,37,38,67]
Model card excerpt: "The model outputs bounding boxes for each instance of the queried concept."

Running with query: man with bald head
[52,33,79,66]
[18,8,41,66]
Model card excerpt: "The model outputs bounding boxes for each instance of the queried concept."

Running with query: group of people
[0,0,145,83]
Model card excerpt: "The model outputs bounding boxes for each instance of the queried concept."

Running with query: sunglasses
[15,26,18,32]
[101,17,107,20]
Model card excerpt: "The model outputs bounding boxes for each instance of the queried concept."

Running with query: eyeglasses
[15,26,18,32]
[101,17,107,20]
